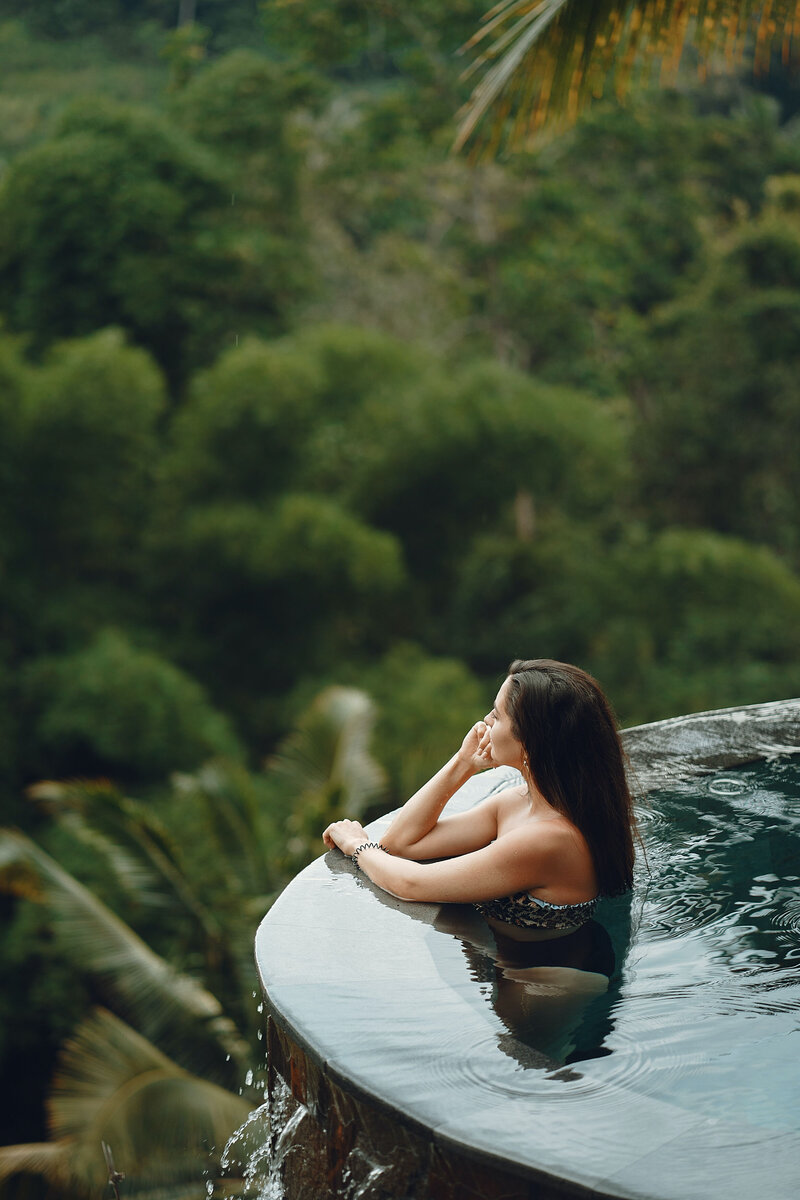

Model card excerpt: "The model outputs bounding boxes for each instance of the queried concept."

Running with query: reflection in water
[434,904,629,1069]
[424,755,800,1105]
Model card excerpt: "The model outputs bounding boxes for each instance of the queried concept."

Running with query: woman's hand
[458,720,495,774]
[322,818,368,857]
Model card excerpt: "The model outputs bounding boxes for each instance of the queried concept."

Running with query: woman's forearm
[381,753,475,856]
[352,844,419,898]
[321,722,492,864]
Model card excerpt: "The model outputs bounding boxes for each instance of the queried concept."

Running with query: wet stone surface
[255,698,800,1200]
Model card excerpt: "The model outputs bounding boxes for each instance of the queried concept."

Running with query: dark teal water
[457,755,800,1128]
[598,755,800,1128]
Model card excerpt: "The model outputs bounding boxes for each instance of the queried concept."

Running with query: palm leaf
[269,686,386,823]
[50,1009,250,1157]
[0,1009,251,1197]
[170,761,271,898]
[456,0,800,154]
[28,778,232,966]
[0,829,250,1070]
[38,803,165,904]
[0,1143,68,1186]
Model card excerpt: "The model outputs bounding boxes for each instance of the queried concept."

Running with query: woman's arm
[333,822,555,904]
[323,721,498,863]
[381,719,499,857]
[381,752,475,855]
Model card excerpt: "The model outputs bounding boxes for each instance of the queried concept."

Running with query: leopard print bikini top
[473,892,598,930]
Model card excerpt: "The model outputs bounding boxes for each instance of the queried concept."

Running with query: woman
[323,658,636,938]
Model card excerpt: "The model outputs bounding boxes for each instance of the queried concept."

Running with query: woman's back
[473,787,599,935]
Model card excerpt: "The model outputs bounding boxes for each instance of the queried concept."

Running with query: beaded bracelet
[351,841,388,869]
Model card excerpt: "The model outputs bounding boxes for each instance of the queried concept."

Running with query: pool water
[428,756,800,1129]
[599,755,800,1130]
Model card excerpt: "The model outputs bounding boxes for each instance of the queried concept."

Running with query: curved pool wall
[255,697,800,1200]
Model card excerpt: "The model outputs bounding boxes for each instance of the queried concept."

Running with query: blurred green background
[1,1,799,1195]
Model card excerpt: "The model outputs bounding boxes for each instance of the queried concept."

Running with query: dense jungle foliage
[1,2,799,1195]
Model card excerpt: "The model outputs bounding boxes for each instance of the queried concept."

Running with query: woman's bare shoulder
[499,809,588,860]
[519,816,597,891]
[492,783,528,810]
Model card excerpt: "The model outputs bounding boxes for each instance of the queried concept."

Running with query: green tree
[171,48,308,220]
[23,768,279,1025]
[0,97,303,386]
[0,0,123,39]
[457,90,800,395]
[447,516,603,674]
[158,326,426,514]
[22,629,243,780]
[148,328,420,734]
[158,335,325,509]
[17,329,165,585]
[170,48,312,314]
[262,0,485,87]
[593,528,800,721]
[268,685,387,870]
[0,330,168,803]
[0,829,252,1196]
[160,19,210,91]
[449,522,800,724]
[340,357,630,591]
[0,1007,251,1199]
[2,0,263,48]
[149,496,407,737]
[631,179,800,562]
[0,336,27,790]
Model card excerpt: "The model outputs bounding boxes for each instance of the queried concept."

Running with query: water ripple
[475,760,800,1126]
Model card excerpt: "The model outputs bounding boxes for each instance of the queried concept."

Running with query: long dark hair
[505,659,636,898]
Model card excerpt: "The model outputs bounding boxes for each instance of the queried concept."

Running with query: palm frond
[0,829,250,1069]
[0,835,44,900]
[0,1143,67,1186]
[50,807,165,902]
[269,686,386,818]
[170,762,270,896]
[0,1009,251,1196]
[456,0,800,154]
[50,1009,250,1152]
[28,778,231,965]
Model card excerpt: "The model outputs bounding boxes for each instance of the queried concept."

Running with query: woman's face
[485,677,524,771]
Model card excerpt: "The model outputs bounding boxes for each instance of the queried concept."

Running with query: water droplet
[245,1069,254,1086]
[709,777,748,796]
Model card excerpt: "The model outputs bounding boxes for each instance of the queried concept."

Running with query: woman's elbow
[396,868,437,903]
[382,865,425,902]
[380,834,415,859]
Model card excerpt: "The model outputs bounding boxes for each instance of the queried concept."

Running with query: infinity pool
[251,712,800,1200]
